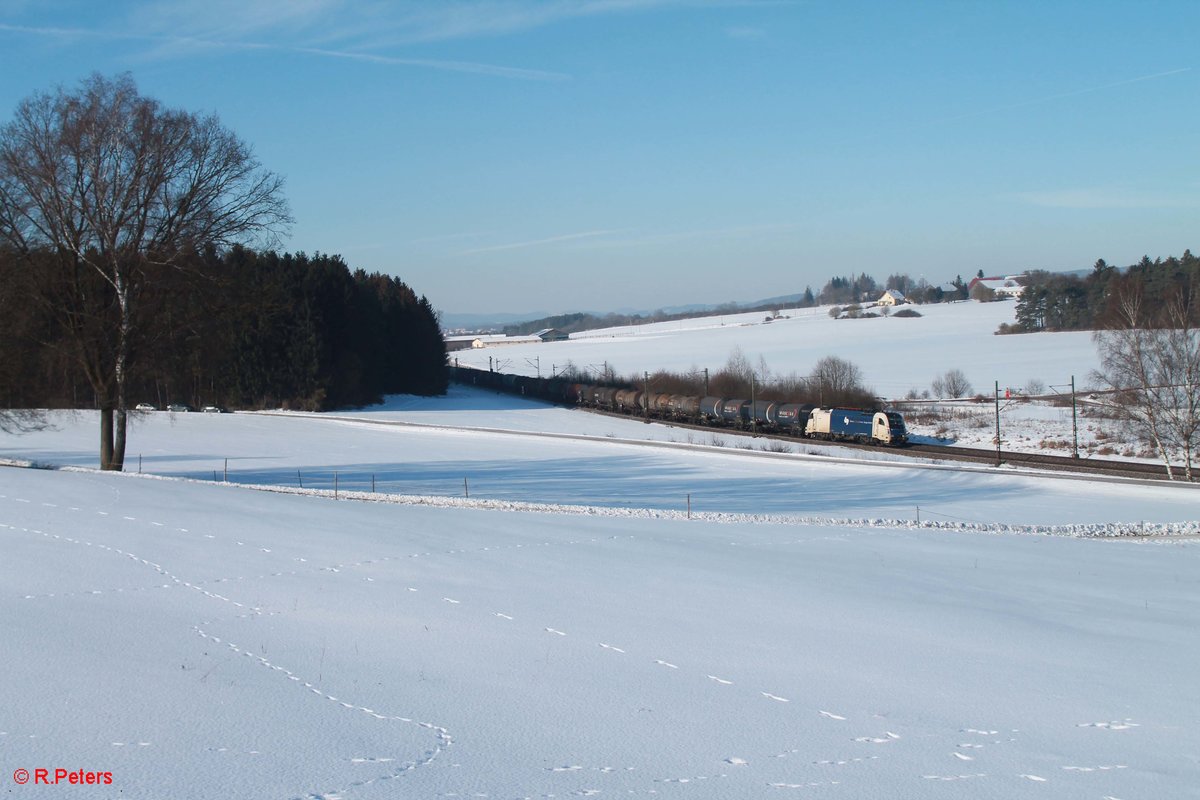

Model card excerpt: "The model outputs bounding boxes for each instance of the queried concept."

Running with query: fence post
[464,477,469,498]
[224,458,228,482]
[372,474,376,493]
[334,471,338,499]
[687,493,691,520]
[298,469,303,489]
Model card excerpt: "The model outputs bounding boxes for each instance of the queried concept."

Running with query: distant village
[447,274,1028,350]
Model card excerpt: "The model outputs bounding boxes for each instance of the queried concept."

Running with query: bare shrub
[931,369,973,399]
[970,283,997,302]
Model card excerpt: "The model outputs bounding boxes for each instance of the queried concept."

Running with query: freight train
[450,366,908,446]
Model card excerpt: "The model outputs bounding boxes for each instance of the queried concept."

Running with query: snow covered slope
[450,301,1097,399]
[2,390,1198,798]
[5,392,1199,526]
[2,463,1197,799]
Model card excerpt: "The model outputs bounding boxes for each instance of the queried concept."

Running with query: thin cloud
[3,1,773,77]
[295,46,568,81]
[578,221,797,249]
[0,21,566,81]
[938,67,1192,126]
[354,1,777,45]
[726,26,766,39]
[459,229,627,255]
[1012,187,1196,210]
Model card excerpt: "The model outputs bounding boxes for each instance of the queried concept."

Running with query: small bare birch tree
[1158,295,1200,480]
[1091,289,1200,480]
[0,73,290,469]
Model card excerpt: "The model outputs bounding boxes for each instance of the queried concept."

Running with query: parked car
[167,404,192,413]
[134,402,156,411]
[202,405,228,413]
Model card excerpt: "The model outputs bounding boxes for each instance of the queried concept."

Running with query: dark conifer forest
[0,246,447,412]
[1001,250,1200,333]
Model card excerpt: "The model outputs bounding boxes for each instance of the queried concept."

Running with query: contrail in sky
[942,67,1192,124]
[0,22,567,81]
[460,230,626,255]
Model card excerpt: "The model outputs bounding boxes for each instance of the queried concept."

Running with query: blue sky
[1,1,1196,317]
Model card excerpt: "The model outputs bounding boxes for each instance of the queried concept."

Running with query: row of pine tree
[0,246,447,412]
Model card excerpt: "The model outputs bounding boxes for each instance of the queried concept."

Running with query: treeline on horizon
[500,274,970,336]
[0,247,447,412]
[1001,250,1199,333]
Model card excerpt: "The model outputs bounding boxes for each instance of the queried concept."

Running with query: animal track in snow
[656,774,728,784]
[10,513,449,796]
[811,756,878,766]
[205,746,262,756]
[1077,719,1139,730]
[923,773,987,782]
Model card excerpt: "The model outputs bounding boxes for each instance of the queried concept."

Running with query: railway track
[903,442,1177,480]
[448,372,1190,484]
[583,407,1187,482]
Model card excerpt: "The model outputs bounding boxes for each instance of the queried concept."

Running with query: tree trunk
[112,408,127,471]
[110,271,131,472]
[1149,426,1175,481]
[99,406,115,470]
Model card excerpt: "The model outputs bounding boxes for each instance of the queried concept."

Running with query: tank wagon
[448,366,907,446]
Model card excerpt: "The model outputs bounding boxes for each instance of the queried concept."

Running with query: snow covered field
[452,300,1170,463]
[6,391,1198,526]
[3,391,1199,798]
[451,301,1098,401]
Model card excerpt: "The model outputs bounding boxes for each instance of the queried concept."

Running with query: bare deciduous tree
[1091,289,1200,480]
[932,368,973,399]
[811,355,869,405]
[0,73,290,469]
